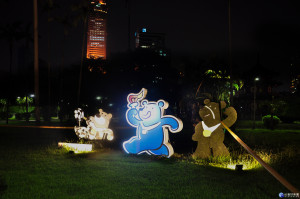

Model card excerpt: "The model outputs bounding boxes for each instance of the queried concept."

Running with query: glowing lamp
[58,142,93,153]
[123,88,183,158]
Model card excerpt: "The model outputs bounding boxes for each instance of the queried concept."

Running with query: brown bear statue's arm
[192,122,203,141]
[222,107,237,128]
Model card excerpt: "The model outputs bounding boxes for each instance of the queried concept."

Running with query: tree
[70,0,90,106]
[0,21,24,123]
[196,69,243,103]
[53,15,73,106]
[33,0,40,122]
[16,97,33,113]
[41,0,60,118]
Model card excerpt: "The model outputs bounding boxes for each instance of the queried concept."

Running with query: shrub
[24,113,31,121]
[0,112,6,120]
[262,115,280,129]
[41,107,51,122]
[15,113,23,120]
[14,113,31,120]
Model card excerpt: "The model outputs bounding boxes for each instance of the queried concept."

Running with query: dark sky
[1,0,300,84]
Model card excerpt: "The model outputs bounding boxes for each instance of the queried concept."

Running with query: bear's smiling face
[94,115,106,125]
[89,109,112,129]
[138,100,163,127]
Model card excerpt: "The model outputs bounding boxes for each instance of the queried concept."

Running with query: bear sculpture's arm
[126,108,140,127]
[222,107,237,128]
[192,122,203,141]
[161,116,183,133]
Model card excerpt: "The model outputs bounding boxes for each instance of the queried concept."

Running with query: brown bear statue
[192,99,237,158]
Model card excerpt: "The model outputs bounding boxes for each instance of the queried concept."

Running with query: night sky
[1,0,300,87]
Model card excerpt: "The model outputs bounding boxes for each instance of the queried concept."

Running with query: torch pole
[221,121,299,193]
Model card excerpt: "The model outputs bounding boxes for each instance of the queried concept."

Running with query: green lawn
[0,125,299,199]
[0,148,296,199]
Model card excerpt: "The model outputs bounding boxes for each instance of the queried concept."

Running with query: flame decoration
[127,88,148,104]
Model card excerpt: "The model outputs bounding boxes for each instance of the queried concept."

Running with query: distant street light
[252,77,260,129]
[30,94,35,98]
[96,96,102,100]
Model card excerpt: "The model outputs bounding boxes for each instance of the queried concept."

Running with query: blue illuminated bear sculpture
[123,88,183,157]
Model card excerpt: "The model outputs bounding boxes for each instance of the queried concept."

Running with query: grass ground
[0,122,299,199]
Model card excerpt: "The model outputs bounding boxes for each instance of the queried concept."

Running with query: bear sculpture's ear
[158,100,168,109]
[220,101,226,109]
[107,113,112,120]
[204,99,210,105]
[158,100,164,107]
[141,100,148,106]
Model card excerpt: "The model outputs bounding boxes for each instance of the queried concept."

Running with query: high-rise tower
[86,0,107,59]
[135,28,167,57]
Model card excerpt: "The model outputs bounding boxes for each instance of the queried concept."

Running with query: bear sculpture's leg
[123,137,153,154]
[123,137,139,153]
[124,136,167,155]
[192,143,211,159]
[212,143,230,157]
[106,129,114,141]
[148,144,169,156]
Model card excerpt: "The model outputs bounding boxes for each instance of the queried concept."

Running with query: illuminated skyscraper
[86,0,107,59]
[135,28,167,57]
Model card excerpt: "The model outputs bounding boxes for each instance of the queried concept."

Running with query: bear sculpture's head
[88,109,112,129]
[199,99,226,127]
[138,100,166,127]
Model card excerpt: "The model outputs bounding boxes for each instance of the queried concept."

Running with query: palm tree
[0,22,23,124]
[54,15,73,107]
[19,23,33,123]
[42,0,60,120]
[33,0,40,122]
[71,1,89,106]
[228,0,233,105]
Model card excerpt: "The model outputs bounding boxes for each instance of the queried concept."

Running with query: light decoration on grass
[58,142,93,153]
[193,156,256,171]
[193,151,275,171]
[123,88,183,158]
[222,161,251,170]
[74,108,114,140]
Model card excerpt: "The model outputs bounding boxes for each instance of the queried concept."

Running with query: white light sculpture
[74,108,114,141]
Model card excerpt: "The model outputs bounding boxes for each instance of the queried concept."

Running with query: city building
[86,0,107,59]
[290,62,300,94]
[135,28,167,57]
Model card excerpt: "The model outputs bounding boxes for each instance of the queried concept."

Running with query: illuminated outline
[123,88,183,157]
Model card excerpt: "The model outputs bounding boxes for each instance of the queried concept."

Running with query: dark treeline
[0,0,300,126]
[1,48,300,127]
